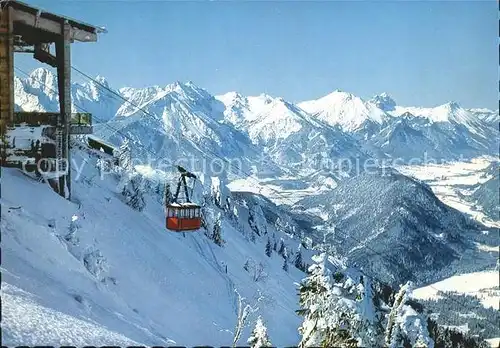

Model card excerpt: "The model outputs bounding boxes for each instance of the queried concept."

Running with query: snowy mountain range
[15,68,498,174]
[6,67,498,346]
[13,67,499,285]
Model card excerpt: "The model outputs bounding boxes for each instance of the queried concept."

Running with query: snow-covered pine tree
[247,316,272,348]
[122,174,146,212]
[296,253,359,348]
[117,138,132,171]
[282,255,288,272]
[265,237,273,257]
[211,212,224,246]
[164,183,173,205]
[96,155,109,178]
[65,215,80,246]
[278,238,286,256]
[297,252,334,347]
[294,245,304,271]
[83,247,108,281]
[385,281,434,348]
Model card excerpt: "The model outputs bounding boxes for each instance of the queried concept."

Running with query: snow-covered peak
[94,75,110,89]
[298,90,390,131]
[370,93,396,112]
[29,67,55,84]
[164,80,212,102]
[28,68,57,96]
[216,92,329,145]
[216,91,245,106]
[84,76,114,102]
[392,102,475,125]
[442,101,463,114]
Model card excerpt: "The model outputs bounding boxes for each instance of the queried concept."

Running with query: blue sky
[16,0,498,109]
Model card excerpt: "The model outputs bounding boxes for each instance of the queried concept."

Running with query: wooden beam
[11,8,97,42]
[56,21,72,200]
[13,112,93,126]
[12,8,61,36]
[0,5,14,129]
[34,43,57,67]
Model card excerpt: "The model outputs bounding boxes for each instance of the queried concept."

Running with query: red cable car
[165,166,202,232]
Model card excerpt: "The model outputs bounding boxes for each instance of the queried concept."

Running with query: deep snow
[1,149,307,346]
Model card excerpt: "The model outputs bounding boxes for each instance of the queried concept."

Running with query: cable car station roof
[2,0,106,44]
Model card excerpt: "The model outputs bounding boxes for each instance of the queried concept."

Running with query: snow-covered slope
[468,163,499,221]
[1,148,310,345]
[5,148,475,347]
[292,168,498,287]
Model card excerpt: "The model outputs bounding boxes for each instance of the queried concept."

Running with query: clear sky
[16,0,498,109]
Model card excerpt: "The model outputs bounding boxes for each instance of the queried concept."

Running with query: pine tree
[297,252,334,347]
[96,156,110,178]
[278,238,285,256]
[211,212,224,246]
[296,253,360,348]
[265,237,273,257]
[244,259,251,272]
[123,175,146,212]
[282,255,289,272]
[164,183,173,205]
[64,215,80,246]
[294,248,304,271]
[117,138,132,171]
[247,316,272,348]
[385,281,434,348]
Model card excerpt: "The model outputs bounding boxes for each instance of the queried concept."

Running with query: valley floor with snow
[397,157,499,229]
[399,158,499,347]
[396,158,498,311]
[229,156,500,345]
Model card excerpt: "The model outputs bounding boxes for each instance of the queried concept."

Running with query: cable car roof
[167,202,200,208]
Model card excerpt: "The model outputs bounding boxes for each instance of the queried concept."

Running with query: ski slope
[1,149,304,346]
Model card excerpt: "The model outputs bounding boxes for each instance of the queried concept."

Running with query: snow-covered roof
[167,202,200,208]
[86,135,116,150]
